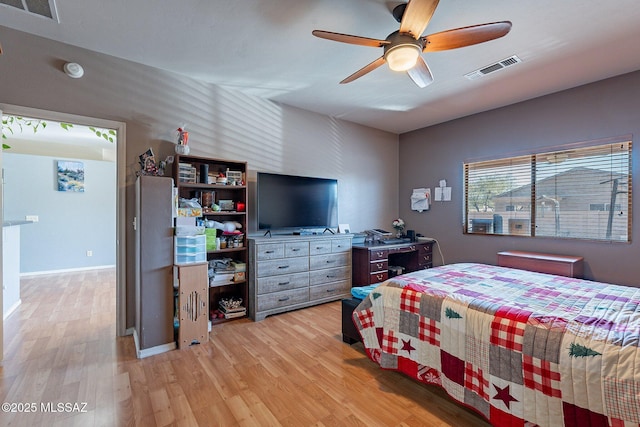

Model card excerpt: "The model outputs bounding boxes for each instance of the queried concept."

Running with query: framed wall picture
[57,160,85,192]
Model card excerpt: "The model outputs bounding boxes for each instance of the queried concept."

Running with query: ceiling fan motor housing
[383,31,424,71]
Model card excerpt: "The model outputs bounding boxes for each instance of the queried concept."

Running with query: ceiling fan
[312,0,512,87]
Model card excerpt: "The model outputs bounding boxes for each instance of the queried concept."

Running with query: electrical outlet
[86,250,93,257]
[26,215,39,222]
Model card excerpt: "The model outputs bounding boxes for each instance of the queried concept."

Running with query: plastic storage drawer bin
[175,235,206,264]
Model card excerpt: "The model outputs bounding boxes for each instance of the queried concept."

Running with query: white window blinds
[464,139,632,242]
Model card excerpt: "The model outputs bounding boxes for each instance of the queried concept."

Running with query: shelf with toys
[173,154,248,325]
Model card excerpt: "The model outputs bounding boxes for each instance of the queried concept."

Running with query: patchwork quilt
[353,263,640,427]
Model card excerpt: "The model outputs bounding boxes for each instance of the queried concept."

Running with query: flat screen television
[257,172,338,233]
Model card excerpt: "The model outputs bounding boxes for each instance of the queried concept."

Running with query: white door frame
[0,104,128,351]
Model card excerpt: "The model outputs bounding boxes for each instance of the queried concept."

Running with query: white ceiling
[1,0,640,134]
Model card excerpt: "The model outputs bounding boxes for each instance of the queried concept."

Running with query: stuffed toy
[209,220,242,233]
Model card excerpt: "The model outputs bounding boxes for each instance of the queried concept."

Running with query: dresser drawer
[256,243,284,260]
[310,252,350,270]
[256,272,309,295]
[309,266,350,286]
[310,240,332,255]
[309,280,351,300]
[369,249,388,261]
[332,238,351,253]
[256,257,309,277]
[370,259,388,273]
[285,241,309,257]
[257,288,309,312]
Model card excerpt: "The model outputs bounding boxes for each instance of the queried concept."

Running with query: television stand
[322,227,335,234]
[263,229,272,237]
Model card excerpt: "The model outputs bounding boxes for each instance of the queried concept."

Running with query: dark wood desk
[352,240,434,286]
[344,240,434,343]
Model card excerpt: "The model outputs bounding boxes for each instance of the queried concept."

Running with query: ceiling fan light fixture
[385,44,421,71]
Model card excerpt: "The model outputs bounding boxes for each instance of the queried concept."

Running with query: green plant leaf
[2,115,114,144]
[2,143,10,149]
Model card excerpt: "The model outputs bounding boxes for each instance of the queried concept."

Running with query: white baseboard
[20,265,116,277]
[132,328,176,359]
[3,299,22,320]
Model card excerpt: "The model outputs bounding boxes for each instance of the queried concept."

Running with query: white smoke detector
[63,62,84,78]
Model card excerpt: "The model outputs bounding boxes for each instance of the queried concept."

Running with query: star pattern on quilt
[493,384,518,409]
[355,263,640,426]
[401,339,415,354]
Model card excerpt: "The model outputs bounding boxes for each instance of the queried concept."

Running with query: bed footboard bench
[497,250,584,278]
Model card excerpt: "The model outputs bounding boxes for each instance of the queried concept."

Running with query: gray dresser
[248,234,352,321]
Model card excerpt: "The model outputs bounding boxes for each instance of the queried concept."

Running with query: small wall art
[57,160,85,192]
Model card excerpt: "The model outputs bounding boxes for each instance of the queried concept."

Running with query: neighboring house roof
[494,167,627,200]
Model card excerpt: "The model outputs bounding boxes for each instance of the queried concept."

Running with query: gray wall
[0,26,399,328]
[399,70,640,287]
[3,153,116,272]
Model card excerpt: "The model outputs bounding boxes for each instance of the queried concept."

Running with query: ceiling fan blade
[422,21,512,52]
[312,30,389,48]
[340,57,387,84]
[407,56,433,88]
[399,0,440,38]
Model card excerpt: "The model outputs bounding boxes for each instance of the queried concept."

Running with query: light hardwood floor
[1,269,490,427]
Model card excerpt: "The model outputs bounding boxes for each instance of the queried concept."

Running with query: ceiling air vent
[465,55,521,80]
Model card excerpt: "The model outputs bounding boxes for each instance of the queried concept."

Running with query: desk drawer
[389,244,417,254]
[369,271,388,284]
[369,249,388,261]
[419,252,432,266]
[370,259,388,273]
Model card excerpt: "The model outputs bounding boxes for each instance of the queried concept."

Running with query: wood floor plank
[1,268,491,427]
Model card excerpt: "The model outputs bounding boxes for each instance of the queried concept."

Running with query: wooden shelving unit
[173,154,248,325]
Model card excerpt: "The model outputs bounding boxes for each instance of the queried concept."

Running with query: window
[464,138,632,242]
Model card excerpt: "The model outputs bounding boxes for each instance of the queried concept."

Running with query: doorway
[0,105,126,361]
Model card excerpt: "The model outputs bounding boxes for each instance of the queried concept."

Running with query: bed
[352,261,640,426]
